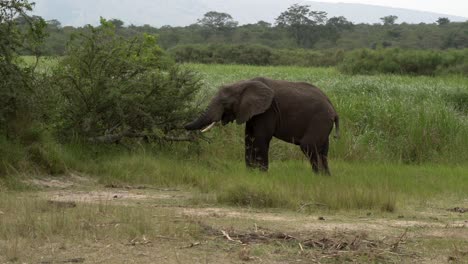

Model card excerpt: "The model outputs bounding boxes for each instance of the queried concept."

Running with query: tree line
[23,4,468,56]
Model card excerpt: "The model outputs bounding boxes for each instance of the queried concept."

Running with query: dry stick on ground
[213,225,415,261]
[298,202,329,212]
[391,229,408,252]
[221,230,243,244]
[179,242,201,249]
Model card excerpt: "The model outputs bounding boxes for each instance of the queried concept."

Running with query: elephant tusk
[201,122,216,133]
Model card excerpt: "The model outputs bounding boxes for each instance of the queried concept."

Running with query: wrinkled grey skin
[185,77,339,175]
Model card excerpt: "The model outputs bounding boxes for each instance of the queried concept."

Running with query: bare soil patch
[28,174,93,189]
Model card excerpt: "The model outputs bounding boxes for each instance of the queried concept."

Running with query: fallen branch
[87,130,205,144]
[390,229,408,252]
[180,242,201,249]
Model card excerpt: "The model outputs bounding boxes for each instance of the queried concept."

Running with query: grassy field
[3,62,468,211]
[1,62,467,263]
[190,64,468,163]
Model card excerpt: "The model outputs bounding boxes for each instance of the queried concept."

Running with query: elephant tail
[333,115,340,139]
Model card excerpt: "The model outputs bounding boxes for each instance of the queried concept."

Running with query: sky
[312,0,468,18]
[31,0,468,27]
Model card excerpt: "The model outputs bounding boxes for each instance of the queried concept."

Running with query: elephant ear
[236,81,274,124]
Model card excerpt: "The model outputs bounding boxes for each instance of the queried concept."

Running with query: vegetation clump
[339,48,468,75]
[54,18,202,142]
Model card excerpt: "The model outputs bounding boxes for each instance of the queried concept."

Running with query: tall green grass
[190,64,468,164]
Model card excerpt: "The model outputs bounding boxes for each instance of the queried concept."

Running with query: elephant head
[185,80,274,132]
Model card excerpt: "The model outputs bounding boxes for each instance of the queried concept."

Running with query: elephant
[185,77,339,175]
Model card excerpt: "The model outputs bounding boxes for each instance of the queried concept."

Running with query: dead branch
[221,230,243,244]
[87,130,200,144]
[179,242,201,249]
[390,229,408,252]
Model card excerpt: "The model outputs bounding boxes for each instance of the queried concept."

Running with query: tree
[380,15,398,25]
[275,4,328,47]
[47,19,61,29]
[54,18,202,144]
[437,17,450,26]
[197,11,238,30]
[108,18,124,28]
[256,20,271,28]
[0,0,47,137]
[325,16,353,43]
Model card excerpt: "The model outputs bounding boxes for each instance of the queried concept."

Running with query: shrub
[339,48,468,75]
[169,44,345,67]
[0,127,66,176]
[170,44,273,65]
[53,19,202,143]
[0,0,47,137]
[273,49,344,67]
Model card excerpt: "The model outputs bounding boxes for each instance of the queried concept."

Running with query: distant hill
[32,0,467,27]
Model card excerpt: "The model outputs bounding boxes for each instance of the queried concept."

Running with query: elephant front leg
[245,134,270,171]
[245,134,256,169]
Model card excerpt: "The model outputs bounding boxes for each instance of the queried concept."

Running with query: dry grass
[0,180,466,263]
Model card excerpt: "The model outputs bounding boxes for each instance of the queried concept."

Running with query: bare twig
[299,242,304,252]
[390,229,408,252]
[179,242,201,249]
[221,230,243,244]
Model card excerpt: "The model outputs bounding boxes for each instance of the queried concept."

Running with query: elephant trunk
[184,110,213,131]
[184,101,223,131]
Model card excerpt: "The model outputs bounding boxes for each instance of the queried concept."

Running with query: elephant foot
[245,162,268,172]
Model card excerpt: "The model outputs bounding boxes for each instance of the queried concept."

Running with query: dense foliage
[169,44,344,67]
[171,44,468,76]
[1,6,202,175]
[339,48,468,75]
[54,19,201,142]
[0,0,46,137]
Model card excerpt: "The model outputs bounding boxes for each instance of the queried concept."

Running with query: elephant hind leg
[300,144,319,174]
[320,155,330,175]
[319,139,331,175]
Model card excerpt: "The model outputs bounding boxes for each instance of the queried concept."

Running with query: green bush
[0,0,47,137]
[170,44,273,65]
[169,44,344,67]
[53,19,202,142]
[0,127,66,176]
[273,49,344,67]
[339,48,468,75]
